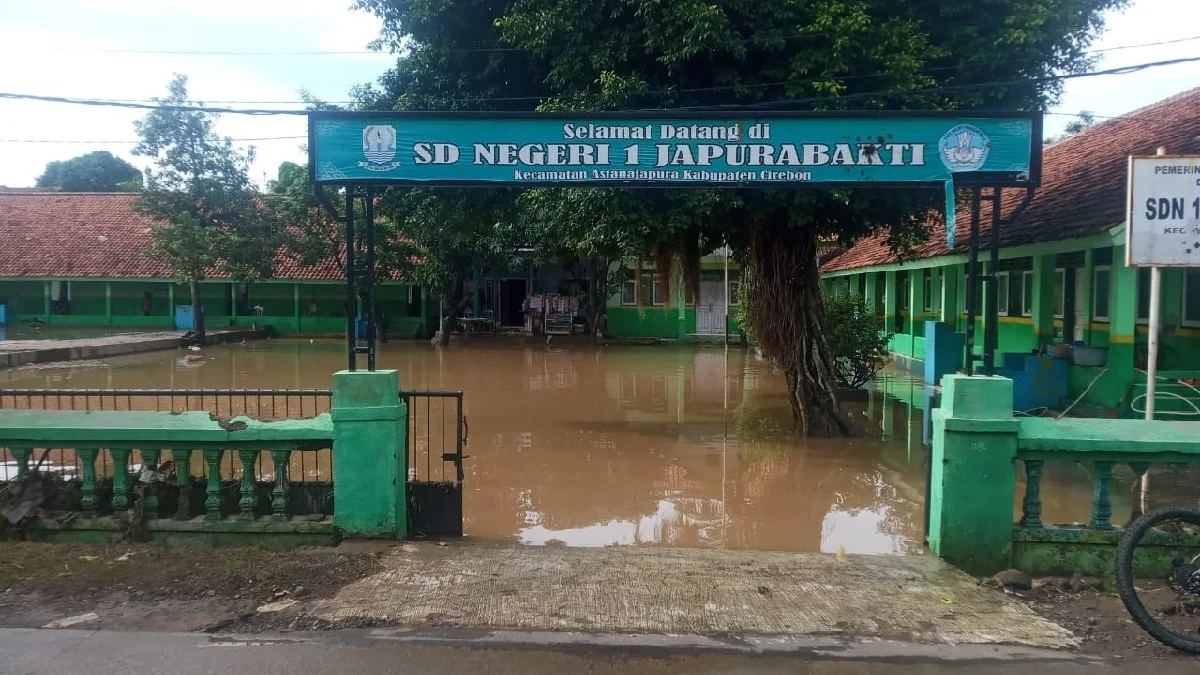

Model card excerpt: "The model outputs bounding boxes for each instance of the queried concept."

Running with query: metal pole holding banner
[1146,265,1162,421]
[964,187,982,376]
[1139,147,1169,514]
[1143,146,1168,423]
[723,241,730,346]
[344,190,357,372]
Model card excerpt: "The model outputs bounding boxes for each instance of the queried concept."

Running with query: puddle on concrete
[0,339,1131,553]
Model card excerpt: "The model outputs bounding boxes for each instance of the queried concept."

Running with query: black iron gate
[400,390,467,537]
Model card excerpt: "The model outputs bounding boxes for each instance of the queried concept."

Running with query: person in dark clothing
[377,311,389,343]
[142,291,153,316]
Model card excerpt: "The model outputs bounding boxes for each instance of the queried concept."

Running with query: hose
[1129,369,1200,418]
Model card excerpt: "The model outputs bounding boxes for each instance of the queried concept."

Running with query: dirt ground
[3,541,1200,663]
[0,541,386,633]
[1002,577,1199,662]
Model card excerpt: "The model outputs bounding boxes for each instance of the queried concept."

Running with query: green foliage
[131,74,282,337]
[356,0,1122,422]
[35,151,142,192]
[822,292,891,389]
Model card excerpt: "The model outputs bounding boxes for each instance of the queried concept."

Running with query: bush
[823,292,891,389]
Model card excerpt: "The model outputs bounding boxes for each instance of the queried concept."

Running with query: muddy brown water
[0,338,1146,554]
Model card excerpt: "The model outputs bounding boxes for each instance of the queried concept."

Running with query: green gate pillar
[928,374,1019,576]
[331,369,407,538]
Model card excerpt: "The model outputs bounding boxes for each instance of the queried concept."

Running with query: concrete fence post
[331,369,407,539]
[928,374,1020,576]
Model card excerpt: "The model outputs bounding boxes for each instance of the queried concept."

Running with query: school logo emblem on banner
[939,124,990,172]
[359,125,400,171]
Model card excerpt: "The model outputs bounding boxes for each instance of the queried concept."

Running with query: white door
[696,279,726,334]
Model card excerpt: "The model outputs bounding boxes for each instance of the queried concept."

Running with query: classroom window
[1021,271,1034,317]
[898,274,910,310]
[1093,266,1111,321]
[1184,269,1200,327]
[922,271,933,312]
[621,278,637,305]
[995,271,1010,316]
[1136,267,1151,322]
[1054,268,1066,319]
[729,280,741,305]
[642,273,666,306]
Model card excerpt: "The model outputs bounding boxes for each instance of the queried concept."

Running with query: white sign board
[1126,155,1200,267]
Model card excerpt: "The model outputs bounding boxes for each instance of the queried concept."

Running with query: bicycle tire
[1116,506,1200,654]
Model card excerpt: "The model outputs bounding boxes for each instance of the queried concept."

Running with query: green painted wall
[68,281,107,316]
[112,282,172,317]
[0,281,47,317]
[606,306,695,338]
[0,277,429,337]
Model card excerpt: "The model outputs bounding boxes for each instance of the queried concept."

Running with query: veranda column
[1031,254,1058,349]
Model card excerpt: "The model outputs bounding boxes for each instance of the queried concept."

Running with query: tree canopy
[35,151,142,192]
[355,0,1124,429]
[132,74,281,339]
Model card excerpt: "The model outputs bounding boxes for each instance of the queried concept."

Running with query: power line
[0,109,1171,146]
[628,56,1200,111]
[0,135,305,144]
[2,55,1198,114]
[13,35,1200,108]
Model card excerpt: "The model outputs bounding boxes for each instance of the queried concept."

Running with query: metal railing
[0,388,466,484]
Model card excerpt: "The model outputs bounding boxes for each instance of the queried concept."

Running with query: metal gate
[401,390,468,537]
[696,278,726,334]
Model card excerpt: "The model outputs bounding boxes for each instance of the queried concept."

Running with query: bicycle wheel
[1116,506,1200,654]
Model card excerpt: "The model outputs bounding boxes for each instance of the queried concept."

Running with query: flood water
[2,338,1112,554]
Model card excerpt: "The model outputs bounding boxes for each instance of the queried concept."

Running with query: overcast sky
[0,0,1197,189]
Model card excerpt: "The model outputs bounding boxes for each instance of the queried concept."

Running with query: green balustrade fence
[0,384,467,545]
[929,374,1200,578]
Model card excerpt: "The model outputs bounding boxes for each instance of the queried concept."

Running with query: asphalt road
[2,628,1197,675]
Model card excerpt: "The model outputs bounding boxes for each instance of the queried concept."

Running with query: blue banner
[310,113,1037,186]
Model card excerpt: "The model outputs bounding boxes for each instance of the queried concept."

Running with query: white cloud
[0,0,389,188]
[1049,0,1200,134]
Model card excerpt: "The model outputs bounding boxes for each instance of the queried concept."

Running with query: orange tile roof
[0,191,344,281]
[821,88,1200,273]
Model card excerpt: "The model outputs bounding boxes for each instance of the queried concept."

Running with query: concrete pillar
[230,283,238,321]
[864,272,878,322]
[675,263,688,340]
[884,271,898,332]
[1031,254,1057,348]
[1079,249,1094,344]
[928,374,1019,575]
[941,265,960,325]
[104,282,112,326]
[331,369,407,538]
[1109,245,1138,387]
[293,283,301,333]
[910,269,925,345]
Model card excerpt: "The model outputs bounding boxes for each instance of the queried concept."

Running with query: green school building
[604,254,744,340]
[0,192,435,338]
[819,88,1200,415]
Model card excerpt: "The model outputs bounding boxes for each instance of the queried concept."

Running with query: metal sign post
[1127,150,1200,416]
[1126,149,1200,513]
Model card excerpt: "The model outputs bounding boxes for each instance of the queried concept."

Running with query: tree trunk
[190,280,206,343]
[742,217,848,437]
